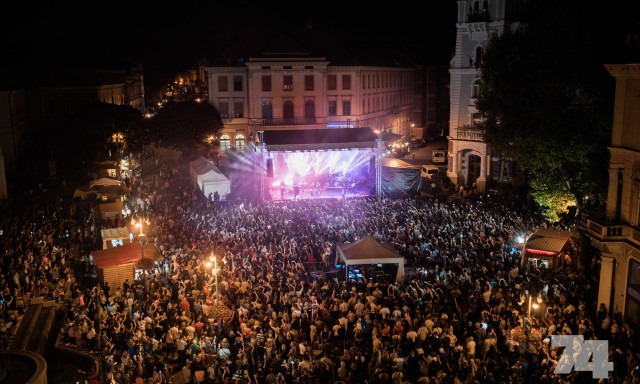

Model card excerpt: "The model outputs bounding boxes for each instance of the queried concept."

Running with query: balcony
[261,116,317,126]
[466,13,490,23]
[456,127,484,141]
[578,212,640,246]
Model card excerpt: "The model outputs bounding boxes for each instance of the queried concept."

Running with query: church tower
[447,0,526,191]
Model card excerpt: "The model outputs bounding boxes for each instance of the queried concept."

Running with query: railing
[261,117,317,126]
[466,13,490,23]
[579,214,640,247]
[456,127,484,141]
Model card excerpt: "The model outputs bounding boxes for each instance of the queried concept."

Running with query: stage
[266,183,374,201]
[261,128,380,201]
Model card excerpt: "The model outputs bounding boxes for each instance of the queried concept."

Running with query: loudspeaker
[266,159,273,177]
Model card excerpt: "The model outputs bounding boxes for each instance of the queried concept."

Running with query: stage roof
[263,128,377,151]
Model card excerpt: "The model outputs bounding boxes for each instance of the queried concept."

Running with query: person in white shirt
[466,336,476,358]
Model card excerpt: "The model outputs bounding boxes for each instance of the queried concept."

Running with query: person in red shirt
[194,318,205,336]
[180,297,190,314]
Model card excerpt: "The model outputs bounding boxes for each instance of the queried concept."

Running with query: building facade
[447,0,525,191]
[584,63,640,327]
[205,30,418,154]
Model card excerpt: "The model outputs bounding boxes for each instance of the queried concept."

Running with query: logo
[551,335,613,379]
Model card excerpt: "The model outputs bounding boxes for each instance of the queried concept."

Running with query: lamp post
[206,254,219,306]
[132,219,145,259]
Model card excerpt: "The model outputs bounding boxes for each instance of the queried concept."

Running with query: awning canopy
[90,178,122,188]
[73,187,96,199]
[263,128,377,152]
[92,242,163,269]
[336,235,404,281]
[101,227,130,240]
[525,229,572,255]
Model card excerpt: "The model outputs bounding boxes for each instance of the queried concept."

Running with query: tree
[149,101,223,155]
[475,1,622,221]
[40,103,145,182]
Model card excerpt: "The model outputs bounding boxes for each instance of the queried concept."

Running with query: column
[477,151,487,193]
[597,255,615,311]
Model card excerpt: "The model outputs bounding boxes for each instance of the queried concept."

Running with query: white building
[205,29,419,154]
[583,63,640,327]
[447,0,526,191]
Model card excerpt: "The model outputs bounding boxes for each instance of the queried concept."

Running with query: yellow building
[583,63,640,326]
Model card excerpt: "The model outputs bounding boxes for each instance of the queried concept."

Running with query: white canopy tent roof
[336,235,405,281]
[189,157,210,185]
[189,157,231,199]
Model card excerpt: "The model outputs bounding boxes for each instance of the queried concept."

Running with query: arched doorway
[468,154,481,186]
[458,149,482,187]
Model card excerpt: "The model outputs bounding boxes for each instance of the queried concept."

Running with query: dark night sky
[3,1,638,92]
[0,1,457,90]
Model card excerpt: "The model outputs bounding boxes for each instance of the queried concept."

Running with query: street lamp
[208,254,220,306]
[519,293,543,319]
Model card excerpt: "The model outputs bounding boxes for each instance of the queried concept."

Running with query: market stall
[522,228,573,268]
[336,235,405,281]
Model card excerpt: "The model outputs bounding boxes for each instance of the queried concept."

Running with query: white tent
[189,157,231,199]
[198,166,230,199]
[335,235,405,281]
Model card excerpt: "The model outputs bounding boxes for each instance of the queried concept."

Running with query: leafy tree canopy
[148,101,222,154]
[476,1,626,220]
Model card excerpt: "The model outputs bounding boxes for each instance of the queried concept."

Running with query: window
[262,76,271,92]
[220,135,230,153]
[305,75,314,91]
[233,76,243,92]
[283,100,294,118]
[342,100,351,116]
[283,75,293,91]
[262,100,273,118]
[218,100,229,118]
[328,100,337,116]
[342,75,351,90]
[472,79,481,98]
[234,99,243,118]
[475,47,483,68]
[304,100,315,118]
[235,134,245,150]
[218,76,228,92]
[328,75,337,90]
[474,1,479,14]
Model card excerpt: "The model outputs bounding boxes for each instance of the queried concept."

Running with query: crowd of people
[1,150,639,384]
